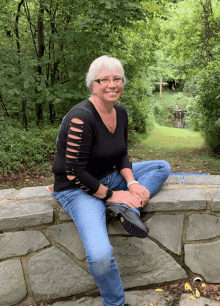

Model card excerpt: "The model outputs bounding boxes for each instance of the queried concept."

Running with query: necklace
[90,96,117,133]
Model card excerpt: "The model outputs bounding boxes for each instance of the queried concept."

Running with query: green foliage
[0,0,147,128]
[193,67,220,153]
[152,90,198,128]
[0,118,58,174]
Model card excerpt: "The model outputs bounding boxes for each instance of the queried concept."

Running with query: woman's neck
[90,96,114,114]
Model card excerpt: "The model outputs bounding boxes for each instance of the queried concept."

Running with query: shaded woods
[1,0,220,177]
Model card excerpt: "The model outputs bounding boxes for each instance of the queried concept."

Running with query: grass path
[142,124,204,150]
[128,125,220,175]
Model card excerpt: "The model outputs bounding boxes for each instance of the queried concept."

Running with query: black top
[52,99,132,194]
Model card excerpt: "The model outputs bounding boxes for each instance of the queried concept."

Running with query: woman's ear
[90,82,97,96]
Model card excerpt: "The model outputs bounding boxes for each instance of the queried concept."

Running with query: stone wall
[0,175,220,306]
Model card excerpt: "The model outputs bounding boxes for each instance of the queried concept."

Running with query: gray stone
[51,289,173,306]
[142,188,206,212]
[164,175,182,185]
[211,190,220,211]
[0,200,54,230]
[57,202,72,221]
[124,289,173,306]
[0,230,50,259]
[184,175,220,185]
[28,246,97,302]
[186,214,220,240]
[179,293,220,306]
[110,237,187,288]
[8,186,52,200]
[51,297,103,306]
[107,220,129,236]
[0,259,27,306]
[49,223,86,260]
[146,214,184,255]
[0,188,15,201]
[185,240,220,283]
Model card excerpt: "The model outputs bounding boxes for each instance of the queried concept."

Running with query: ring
[124,201,127,204]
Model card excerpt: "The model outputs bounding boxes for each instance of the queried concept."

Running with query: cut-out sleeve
[65,110,100,194]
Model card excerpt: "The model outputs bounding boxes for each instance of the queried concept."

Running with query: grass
[128,125,220,175]
[141,124,204,149]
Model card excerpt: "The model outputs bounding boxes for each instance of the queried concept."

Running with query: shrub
[0,117,58,174]
[194,67,220,153]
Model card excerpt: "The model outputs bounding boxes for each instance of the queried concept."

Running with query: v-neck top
[52,99,132,194]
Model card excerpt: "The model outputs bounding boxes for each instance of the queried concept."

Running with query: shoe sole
[106,206,148,238]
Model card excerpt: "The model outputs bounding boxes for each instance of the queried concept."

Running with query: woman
[52,55,170,306]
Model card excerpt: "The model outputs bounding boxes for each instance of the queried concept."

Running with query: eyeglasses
[93,77,124,85]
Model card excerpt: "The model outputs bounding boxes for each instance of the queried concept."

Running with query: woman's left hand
[128,183,150,207]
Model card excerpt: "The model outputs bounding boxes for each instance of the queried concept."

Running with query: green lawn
[143,124,205,150]
[128,124,220,175]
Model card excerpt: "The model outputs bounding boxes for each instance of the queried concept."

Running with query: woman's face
[92,66,124,104]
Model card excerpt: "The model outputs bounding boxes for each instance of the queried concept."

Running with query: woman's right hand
[107,190,142,208]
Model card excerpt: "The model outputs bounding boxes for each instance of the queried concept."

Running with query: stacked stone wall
[0,175,220,306]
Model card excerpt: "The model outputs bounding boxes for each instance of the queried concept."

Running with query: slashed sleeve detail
[65,112,100,194]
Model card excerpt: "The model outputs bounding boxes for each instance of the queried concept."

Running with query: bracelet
[127,181,139,188]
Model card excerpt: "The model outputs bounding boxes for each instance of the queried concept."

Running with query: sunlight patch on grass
[143,125,205,150]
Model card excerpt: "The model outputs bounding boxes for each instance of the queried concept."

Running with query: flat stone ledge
[0,200,54,230]
[164,175,182,185]
[0,259,27,306]
[179,294,220,306]
[7,186,52,200]
[0,230,50,260]
[211,190,220,211]
[51,290,173,306]
[183,175,220,185]
[0,188,15,201]
[186,214,220,240]
[142,188,206,212]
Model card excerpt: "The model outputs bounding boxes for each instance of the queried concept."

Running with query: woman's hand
[107,190,142,209]
[128,184,150,207]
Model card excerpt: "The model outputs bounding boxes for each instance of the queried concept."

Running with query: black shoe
[106,204,149,238]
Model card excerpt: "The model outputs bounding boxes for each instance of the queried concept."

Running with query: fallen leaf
[189,296,197,300]
[195,289,200,297]
[155,289,163,292]
[185,283,192,291]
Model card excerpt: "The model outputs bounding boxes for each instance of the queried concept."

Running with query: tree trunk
[35,0,45,125]
[15,0,28,129]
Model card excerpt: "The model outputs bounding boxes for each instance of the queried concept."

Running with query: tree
[0,0,146,128]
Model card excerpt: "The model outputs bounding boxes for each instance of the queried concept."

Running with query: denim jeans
[52,160,170,306]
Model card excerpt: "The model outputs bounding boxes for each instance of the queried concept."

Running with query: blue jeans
[52,160,170,306]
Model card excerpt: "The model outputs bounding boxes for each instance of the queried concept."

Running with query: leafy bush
[194,68,220,153]
[0,118,58,174]
[152,90,198,128]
